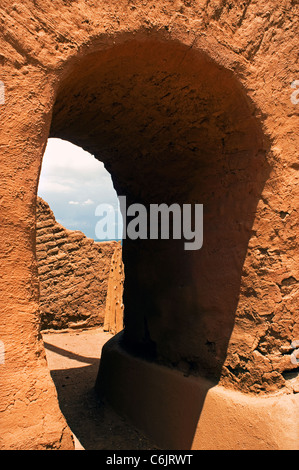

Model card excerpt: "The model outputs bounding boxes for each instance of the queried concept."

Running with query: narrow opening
[37,137,123,331]
[37,138,151,449]
[38,138,122,241]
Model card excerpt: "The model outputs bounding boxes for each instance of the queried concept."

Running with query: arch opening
[36,137,123,331]
[49,37,270,384]
[36,138,137,449]
[38,137,122,241]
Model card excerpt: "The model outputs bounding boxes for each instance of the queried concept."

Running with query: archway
[36,137,148,448]
[36,138,123,331]
[43,37,271,447]
[0,1,297,451]
[49,37,268,380]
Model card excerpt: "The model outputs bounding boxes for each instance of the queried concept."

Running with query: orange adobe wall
[0,0,298,449]
[36,196,120,331]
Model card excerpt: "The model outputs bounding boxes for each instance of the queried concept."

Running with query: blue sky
[38,138,122,240]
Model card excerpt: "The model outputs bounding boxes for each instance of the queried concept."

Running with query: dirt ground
[42,327,159,450]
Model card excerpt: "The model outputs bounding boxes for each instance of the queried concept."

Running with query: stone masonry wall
[36,197,121,331]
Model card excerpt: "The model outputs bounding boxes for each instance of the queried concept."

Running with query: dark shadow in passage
[44,342,158,450]
[44,341,98,365]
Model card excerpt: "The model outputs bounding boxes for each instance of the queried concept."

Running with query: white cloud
[39,138,116,201]
[38,179,72,194]
[69,200,80,205]
[82,198,95,205]
[40,138,108,179]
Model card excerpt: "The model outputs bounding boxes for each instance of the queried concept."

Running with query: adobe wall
[0,0,298,450]
[36,196,120,331]
[103,243,124,336]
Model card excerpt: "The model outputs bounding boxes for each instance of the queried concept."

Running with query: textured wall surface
[36,197,120,331]
[103,242,124,335]
[0,0,298,449]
